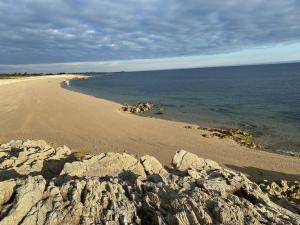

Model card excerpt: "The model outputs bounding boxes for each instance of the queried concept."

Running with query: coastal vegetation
[0,72,67,79]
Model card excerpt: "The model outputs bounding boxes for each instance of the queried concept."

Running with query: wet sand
[0,75,299,181]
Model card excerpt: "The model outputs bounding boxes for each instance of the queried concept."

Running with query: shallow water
[70,63,300,154]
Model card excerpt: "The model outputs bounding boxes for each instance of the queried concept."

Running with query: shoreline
[0,75,299,181]
[66,77,299,158]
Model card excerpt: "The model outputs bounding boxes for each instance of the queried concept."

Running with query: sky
[1,0,300,73]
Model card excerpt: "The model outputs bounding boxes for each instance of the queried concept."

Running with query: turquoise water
[70,63,300,155]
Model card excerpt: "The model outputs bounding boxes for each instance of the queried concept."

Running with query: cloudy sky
[1,0,300,72]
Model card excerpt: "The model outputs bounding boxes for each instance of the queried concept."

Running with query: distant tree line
[0,72,113,79]
[0,72,69,79]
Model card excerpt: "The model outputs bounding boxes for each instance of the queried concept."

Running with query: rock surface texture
[121,102,154,114]
[184,126,260,149]
[0,140,299,225]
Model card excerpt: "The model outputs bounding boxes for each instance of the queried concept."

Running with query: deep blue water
[70,63,300,154]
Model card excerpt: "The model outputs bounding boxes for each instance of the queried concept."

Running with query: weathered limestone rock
[184,125,260,149]
[21,177,138,225]
[259,180,300,214]
[140,155,168,176]
[0,140,72,180]
[0,176,45,225]
[259,180,300,203]
[207,127,259,149]
[61,152,146,178]
[172,150,221,172]
[122,102,154,114]
[0,140,299,225]
[0,180,16,207]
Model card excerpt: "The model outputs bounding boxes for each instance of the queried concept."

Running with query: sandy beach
[0,75,299,181]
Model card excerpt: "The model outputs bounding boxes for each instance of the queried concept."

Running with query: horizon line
[1,59,300,74]
[1,42,300,73]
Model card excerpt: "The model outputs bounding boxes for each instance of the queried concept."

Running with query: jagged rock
[61,152,146,178]
[21,177,138,225]
[184,126,260,149]
[140,155,168,176]
[259,180,300,214]
[0,176,45,225]
[260,180,300,202]
[0,180,16,206]
[122,102,154,114]
[0,140,72,180]
[0,140,299,225]
[172,150,221,172]
[205,127,259,149]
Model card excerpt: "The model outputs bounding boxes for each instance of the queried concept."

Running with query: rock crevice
[0,140,299,225]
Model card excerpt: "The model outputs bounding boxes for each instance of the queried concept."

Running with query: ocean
[69,62,300,155]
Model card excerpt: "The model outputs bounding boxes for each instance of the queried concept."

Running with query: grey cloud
[0,0,300,65]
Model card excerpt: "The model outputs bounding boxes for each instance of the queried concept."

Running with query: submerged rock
[184,125,260,149]
[155,107,164,115]
[122,102,154,114]
[204,127,260,149]
[0,140,299,225]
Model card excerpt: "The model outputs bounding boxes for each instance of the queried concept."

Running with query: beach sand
[0,75,299,181]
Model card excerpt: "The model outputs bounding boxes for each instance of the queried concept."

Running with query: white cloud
[0,0,300,68]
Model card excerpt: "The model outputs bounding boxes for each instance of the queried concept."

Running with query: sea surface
[70,63,300,155]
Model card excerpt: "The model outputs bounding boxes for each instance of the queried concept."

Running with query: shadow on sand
[226,164,300,182]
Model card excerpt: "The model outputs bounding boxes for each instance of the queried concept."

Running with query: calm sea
[70,63,300,155]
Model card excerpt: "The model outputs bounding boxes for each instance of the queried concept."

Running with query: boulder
[61,152,146,178]
[121,102,154,114]
[172,150,221,172]
[140,155,168,176]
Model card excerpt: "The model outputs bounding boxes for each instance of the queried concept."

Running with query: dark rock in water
[122,102,154,114]
[238,121,257,130]
[184,125,260,149]
[210,107,233,114]
[0,141,299,224]
[203,127,260,149]
[155,107,164,115]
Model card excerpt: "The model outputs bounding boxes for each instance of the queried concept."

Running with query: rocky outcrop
[259,180,300,214]
[60,152,146,178]
[259,180,300,203]
[0,140,299,225]
[184,125,260,149]
[204,127,259,149]
[0,140,72,180]
[122,102,154,113]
